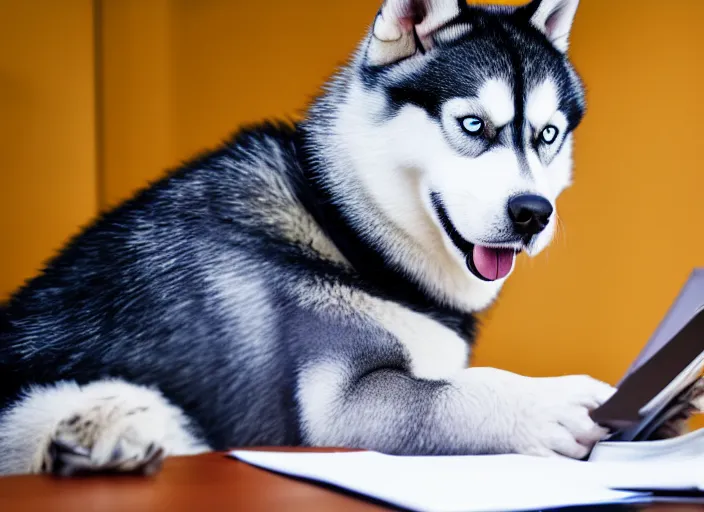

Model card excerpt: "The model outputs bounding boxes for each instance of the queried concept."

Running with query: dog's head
[309,0,585,310]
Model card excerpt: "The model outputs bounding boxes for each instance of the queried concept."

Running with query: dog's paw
[508,374,616,459]
[650,377,704,440]
[0,380,207,476]
[651,413,691,440]
[36,399,166,477]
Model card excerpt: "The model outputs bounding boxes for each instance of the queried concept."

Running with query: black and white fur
[0,0,623,476]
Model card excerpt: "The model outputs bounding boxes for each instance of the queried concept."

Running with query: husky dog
[0,0,691,477]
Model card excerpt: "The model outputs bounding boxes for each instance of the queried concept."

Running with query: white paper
[522,454,704,492]
[229,450,649,512]
[590,428,704,464]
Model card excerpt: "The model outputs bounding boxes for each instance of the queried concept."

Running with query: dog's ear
[366,0,465,66]
[520,0,580,53]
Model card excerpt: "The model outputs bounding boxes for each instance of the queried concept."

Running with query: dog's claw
[49,439,94,477]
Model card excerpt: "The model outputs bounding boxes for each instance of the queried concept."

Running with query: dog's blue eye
[541,125,558,144]
[461,117,484,135]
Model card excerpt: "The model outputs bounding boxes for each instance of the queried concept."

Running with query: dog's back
[0,124,334,449]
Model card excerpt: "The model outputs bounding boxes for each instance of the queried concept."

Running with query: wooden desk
[0,449,702,512]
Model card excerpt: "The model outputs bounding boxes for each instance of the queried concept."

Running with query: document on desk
[230,450,655,512]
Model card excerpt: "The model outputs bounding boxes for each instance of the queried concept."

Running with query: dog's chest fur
[367,299,471,379]
[294,276,473,381]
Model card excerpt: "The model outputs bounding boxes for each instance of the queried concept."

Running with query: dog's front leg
[297,362,615,458]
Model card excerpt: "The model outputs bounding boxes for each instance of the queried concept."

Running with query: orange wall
[98,0,172,210]
[0,0,97,299]
[97,0,385,208]
[2,1,704,413]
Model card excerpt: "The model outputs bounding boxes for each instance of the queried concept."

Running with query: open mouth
[430,192,518,282]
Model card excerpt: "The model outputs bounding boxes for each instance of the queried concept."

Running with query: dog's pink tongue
[472,246,515,281]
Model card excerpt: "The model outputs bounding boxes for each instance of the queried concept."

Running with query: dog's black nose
[508,194,553,237]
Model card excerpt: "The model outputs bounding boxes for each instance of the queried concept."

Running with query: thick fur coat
[0,0,668,476]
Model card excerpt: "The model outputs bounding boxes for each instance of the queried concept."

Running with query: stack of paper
[590,427,704,464]
[230,450,700,512]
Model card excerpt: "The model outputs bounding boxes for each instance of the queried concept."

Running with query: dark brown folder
[590,269,704,441]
